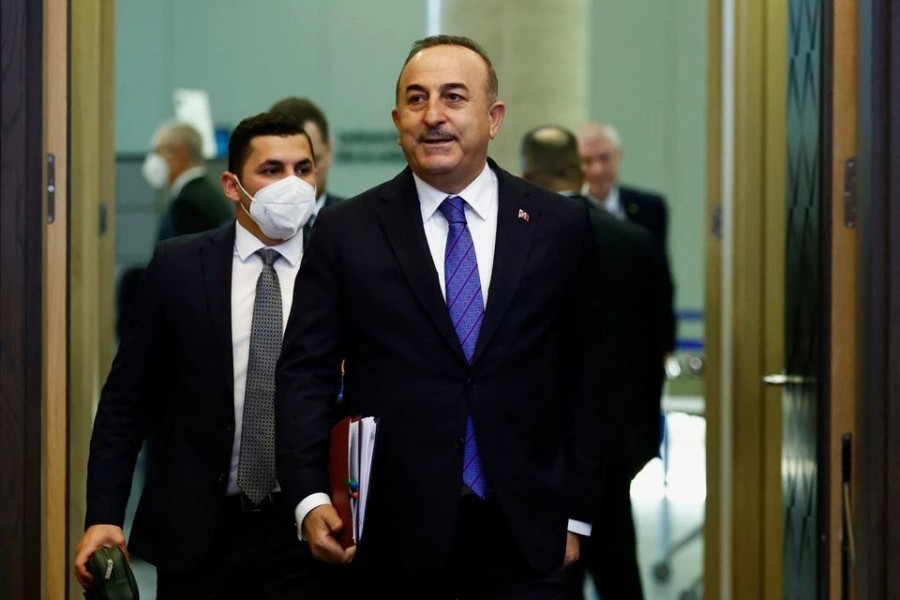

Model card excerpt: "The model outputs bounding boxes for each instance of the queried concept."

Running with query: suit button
[218,473,227,483]
[466,377,476,389]
[225,424,234,433]
[454,436,464,449]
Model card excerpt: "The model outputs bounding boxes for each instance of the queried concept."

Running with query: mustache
[419,128,457,142]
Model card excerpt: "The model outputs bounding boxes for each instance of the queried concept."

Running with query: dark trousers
[350,493,563,600]
[564,471,644,600]
[156,493,343,599]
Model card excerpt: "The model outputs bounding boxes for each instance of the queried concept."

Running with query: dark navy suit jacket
[87,224,242,571]
[275,161,607,574]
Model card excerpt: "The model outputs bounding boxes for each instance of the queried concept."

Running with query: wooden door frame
[43,0,70,596]
[0,0,45,596]
[706,0,859,596]
[856,0,900,597]
[828,0,858,596]
[704,0,789,597]
[67,1,117,597]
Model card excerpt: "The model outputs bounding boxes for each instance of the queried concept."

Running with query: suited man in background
[522,125,668,599]
[275,35,606,599]
[577,121,676,356]
[74,112,331,598]
[270,97,346,247]
[144,121,234,242]
[117,123,235,338]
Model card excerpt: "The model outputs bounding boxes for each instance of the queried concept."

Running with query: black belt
[225,491,280,514]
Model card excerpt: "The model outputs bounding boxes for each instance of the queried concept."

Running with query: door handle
[761,373,814,386]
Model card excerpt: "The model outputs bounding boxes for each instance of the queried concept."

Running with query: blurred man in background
[523,124,669,599]
[270,97,346,247]
[143,121,234,241]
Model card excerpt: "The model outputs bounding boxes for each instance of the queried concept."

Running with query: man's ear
[488,102,506,139]
[221,172,241,203]
[391,108,401,138]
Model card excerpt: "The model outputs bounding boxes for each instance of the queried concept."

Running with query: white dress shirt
[415,165,497,305]
[294,163,590,538]
[226,221,304,495]
[586,185,625,221]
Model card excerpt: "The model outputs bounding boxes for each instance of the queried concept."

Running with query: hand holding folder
[328,415,377,548]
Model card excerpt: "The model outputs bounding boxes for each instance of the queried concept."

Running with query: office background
[114,0,707,348]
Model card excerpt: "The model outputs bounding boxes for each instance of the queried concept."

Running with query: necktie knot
[438,195,467,225]
[257,248,279,267]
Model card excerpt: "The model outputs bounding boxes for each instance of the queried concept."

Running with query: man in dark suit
[275,36,607,599]
[146,122,235,242]
[270,97,346,249]
[522,125,669,599]
[577,120,676,356]
[269,97,345,208]
[117,123,235,338]
[74,112,331,598]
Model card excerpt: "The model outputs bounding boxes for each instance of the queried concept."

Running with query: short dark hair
[227,112,311,176]
[395,35,499,104]
[269,97,330,141]
[520,125,582,189]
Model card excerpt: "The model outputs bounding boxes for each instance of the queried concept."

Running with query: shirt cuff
[294,493,332,541]
[568,518,592,537]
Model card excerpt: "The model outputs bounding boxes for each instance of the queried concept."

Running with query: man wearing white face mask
[143,121,234,241]
[75,112,336,598]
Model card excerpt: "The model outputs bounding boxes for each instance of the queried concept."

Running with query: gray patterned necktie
[237,248,282,503]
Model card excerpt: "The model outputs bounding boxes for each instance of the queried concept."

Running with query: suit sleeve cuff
[568,518,592,537]
[294,493,332,541]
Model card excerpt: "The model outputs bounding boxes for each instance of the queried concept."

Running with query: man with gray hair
[142,121,234,241]
[577,121,676,355]
[522,124,669,599]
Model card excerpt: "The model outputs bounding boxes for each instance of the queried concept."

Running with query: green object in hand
[85,546,139,600]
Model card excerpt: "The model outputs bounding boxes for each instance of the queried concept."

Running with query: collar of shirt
[234,219,304,268]
[413,163,497,305]
[604,186,622,215]
[312,192,328,220]
[585,185,623,219]
[414,163,496,224]
[169,165,208,199]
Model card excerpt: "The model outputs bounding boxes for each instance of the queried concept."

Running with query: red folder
[328,415,358,549]
[329,415,377,548]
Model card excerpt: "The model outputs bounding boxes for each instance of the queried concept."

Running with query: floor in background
[128,410,707,600]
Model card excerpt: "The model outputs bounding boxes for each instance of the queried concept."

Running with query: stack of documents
[328,415,377,547]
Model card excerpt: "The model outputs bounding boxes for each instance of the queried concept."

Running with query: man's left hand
[564,532,581,567]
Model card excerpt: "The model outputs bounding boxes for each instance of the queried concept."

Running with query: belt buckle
[239,492,273,513]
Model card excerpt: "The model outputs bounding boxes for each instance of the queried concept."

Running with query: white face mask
[234,175,316,240]
[141,152,170,190]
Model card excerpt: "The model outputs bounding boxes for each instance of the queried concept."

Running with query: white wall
[116,0,427,198]
[589,0,708,340]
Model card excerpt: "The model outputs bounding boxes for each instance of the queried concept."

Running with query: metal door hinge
[47,153,56,224]
[99,204,108,236]
[844,157,857,228]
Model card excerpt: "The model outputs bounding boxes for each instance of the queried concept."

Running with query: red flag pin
[517,209,530,222]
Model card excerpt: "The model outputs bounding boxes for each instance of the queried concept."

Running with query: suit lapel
[201,224,236,396]
[471,164,538,364]
[374,169,466,361]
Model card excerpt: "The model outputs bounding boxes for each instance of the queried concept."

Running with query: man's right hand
[73,524,127,589]
[302,504,356,564]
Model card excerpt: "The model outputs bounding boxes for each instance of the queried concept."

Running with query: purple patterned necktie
[438,195,487,498]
